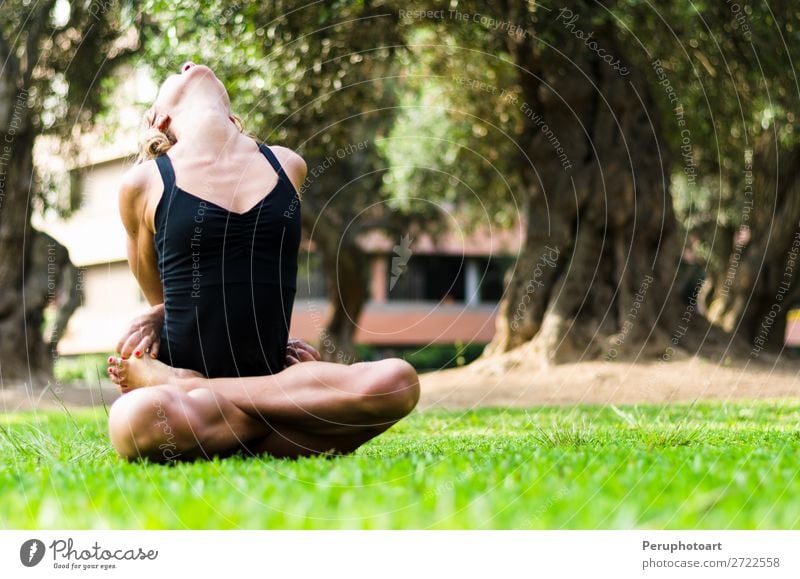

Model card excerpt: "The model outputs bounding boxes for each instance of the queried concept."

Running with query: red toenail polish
[135,350,141,357]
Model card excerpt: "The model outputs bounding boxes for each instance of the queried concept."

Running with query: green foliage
[381,25,526,229]
[613,2,800,243]
[140,0,406,213]
[0,0,140,133]
[1,402,799,529]
[357,342,486,370]
[0,0,141,220]
[54,354,112,385]
[384,2,800,269]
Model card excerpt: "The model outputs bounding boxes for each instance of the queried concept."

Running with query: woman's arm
[117,164,165,358]
[119,165,163,304]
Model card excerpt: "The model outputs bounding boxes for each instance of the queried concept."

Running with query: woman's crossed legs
[107,355,420,461]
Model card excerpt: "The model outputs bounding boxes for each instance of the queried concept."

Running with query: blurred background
[1,0,799,400]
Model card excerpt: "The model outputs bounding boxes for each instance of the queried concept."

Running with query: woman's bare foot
[107,354,203,392]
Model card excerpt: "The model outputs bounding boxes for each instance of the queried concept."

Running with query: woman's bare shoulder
[119,159,162,231]
[268,145,307,191]
[269,145,306,170]
[120,160,157,192]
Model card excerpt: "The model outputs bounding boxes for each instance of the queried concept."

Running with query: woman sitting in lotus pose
[106,62,419,461]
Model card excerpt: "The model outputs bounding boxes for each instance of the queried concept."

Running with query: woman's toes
[108,367,121,384]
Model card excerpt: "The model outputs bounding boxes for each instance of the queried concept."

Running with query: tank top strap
[155,154,177,196]
[257,143,285,174]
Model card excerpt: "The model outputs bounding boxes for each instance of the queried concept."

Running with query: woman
[106,62,419,461]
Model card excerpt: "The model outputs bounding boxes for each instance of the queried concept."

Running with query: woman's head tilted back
[137,62,245,163]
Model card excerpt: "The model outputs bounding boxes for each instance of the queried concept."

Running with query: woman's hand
[116,304,165,359]
[285,337,321,366]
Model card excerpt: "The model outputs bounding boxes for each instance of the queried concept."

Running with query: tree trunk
[483,21,730,368]
[319,241,370,364]
[298,142,389,365]
[705,135,800,355]
[0,3,136,387]
[0,99,53,386]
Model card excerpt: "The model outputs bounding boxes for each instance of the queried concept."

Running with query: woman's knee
[108,387,193,461]
[357,358,420,421]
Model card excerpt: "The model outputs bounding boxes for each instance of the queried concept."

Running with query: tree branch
[22,0,56,89]
[0,26,9,62]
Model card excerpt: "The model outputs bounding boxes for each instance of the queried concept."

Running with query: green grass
[1,401,799,529]
[54,353,111,385]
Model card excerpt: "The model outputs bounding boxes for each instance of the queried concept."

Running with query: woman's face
[152,62,231,122]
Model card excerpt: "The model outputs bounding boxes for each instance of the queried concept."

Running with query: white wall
[59,261,146,355]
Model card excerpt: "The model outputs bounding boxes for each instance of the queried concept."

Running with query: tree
[0,1,140,386]
[387,0,798,366]
[385,1,701,365]
[484,1,692,363]
[651,3,800,356]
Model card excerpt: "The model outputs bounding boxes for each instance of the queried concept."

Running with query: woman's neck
[169,106,242,157]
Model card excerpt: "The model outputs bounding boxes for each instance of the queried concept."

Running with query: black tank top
[153,143,301,377]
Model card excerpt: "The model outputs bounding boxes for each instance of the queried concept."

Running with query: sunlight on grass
[0,402,799,529]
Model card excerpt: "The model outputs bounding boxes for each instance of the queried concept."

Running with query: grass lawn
[1,401,799,529]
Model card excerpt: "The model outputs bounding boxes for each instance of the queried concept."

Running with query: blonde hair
[136,108,247,164]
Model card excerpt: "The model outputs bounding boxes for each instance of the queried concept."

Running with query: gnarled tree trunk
[320,240,370,364]
[483,21,728,368]
[705,135,800,355]
[0,100,52,386]
[0,1,137,387]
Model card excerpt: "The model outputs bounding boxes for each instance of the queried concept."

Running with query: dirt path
[418,357,800,410]
[0,383,119,414]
